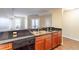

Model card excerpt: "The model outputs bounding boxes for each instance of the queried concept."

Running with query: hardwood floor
[54,46,64,50]
[54,37,79,50]
[63,37,79,50]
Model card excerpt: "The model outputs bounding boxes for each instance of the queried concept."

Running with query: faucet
[37,27,40,33]
[46,27,49,32]
[49,27,52,31]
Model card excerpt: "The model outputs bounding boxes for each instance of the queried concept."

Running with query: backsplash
[0,27,62,40]
[8,30,33,39]
[30,27,62,31]
[0,32,8,40]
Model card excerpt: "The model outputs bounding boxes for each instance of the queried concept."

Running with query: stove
[12,30,35,50]
[13,37,35,50]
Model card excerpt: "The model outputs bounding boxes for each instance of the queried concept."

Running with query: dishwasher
[11,30,35,50]
[13,37,35,50]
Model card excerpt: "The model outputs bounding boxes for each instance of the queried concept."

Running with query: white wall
[63,9,79,41]
[40,14,52,28]
[45,14,52,27]
[50,8,63,28]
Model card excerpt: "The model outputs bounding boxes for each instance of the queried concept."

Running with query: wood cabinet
[51,31,62,48]
[35,31,62,50]
[0,43,12,50]
[58,31,62,45]
[35,34,52,50]
[44,34,51,50]
[51,32,58,48]
[35,36,44,50]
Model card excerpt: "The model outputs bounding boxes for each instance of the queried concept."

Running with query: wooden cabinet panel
[58,31,62,45]
[52,37,58,48]
[51,32,57,48]
[0,43,12,50]
[35,40,44,50]
[51,31,62,48]
[35,34,52,50]
[36,37,42,42]
[44,35,51,50]
[35,36,44,50]
[35,31,62,50]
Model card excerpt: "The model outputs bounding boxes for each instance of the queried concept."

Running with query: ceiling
[0,8,52,17]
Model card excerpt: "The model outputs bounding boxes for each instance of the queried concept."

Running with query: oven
[13,37,35,50]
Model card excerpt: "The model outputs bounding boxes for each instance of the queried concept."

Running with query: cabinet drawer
[36,36,45,42]
[44,34,51,39]
[52,35,58,38]
[35,41,44,50]
[0,43,12,50]
[52,32,58,36]
[36,37,42,42]
[35,36,44,50]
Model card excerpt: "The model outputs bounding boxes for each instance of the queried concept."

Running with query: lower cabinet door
[44,35,51,50]
[58,37,61,45]
[52,32,59,48]
[35,40,44,50]
[53,37,58,48]
[58,31,62,45]
[45,38,51,50]
[0,43,12,50]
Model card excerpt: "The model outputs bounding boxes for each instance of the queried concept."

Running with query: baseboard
[63,33,79,41]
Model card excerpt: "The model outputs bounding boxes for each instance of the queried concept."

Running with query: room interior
[0,8,79,50]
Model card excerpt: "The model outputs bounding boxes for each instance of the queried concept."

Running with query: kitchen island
[0,27,62,50]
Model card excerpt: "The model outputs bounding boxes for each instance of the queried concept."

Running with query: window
[45,15,52,27]
[32,18,40,29]
[13,17,28,30]
[0,16,28,31]
[0,17,40,30]
[25,16,28,29]
[0,17,11,31]
[14,17,21,29]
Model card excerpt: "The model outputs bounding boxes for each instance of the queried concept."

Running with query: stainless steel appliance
[13,37,35,50]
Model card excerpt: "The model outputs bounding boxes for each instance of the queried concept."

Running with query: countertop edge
[0,30,62,44]
[0,35,34,44]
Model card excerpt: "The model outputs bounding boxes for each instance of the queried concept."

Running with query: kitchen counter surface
[0,30,61,44]
[0,28,62,44]
[31,30,59,37]
[0,35,34,44]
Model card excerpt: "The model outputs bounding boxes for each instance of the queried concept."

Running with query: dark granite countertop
[0,27,62,44]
